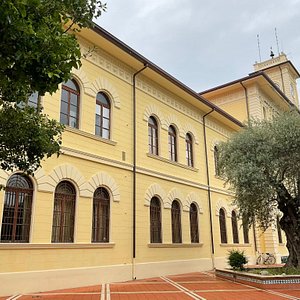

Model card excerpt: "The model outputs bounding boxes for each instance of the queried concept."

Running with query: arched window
[214,145,220,176]
[186,133,193,167]
[60,79,80,128]
[171,200,182,243]
[277,216,283,244]
[219,208,227,244]
[190,203,199,243]
[51,181,76,243]
[150,197,162,243]
[231,210,239,244]
[1,174,33,243]
[28,91,39,108]
[168,125,177,162]
[148,116,158,155]
[92,187,110,243]
[242,217,249,244]
[95,92,111,139]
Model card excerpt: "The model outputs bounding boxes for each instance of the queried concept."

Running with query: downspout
[202,108,215,269]
[278,65,286,95]
[240,81,250,125]
[132,64,148,280]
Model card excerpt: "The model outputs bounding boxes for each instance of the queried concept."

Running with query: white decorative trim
[143,104,164,125]
[163,115,181,132]
[71,68,93,94]
[215,200,230,217]
[166,188,184,209]
[180,124,199,145]
[90,77,120,108]
[184,192,203,213]
[210,139,221,151]
[87,172,120,201]
[46,164,86,196]
[0,169,10,186]
[144,183,166,207]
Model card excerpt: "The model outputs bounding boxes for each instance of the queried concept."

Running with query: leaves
[219,111,300,229]
[0,0,106,173]
[0,105,64,174]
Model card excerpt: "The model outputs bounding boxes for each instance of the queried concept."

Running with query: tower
[253,52,300,108]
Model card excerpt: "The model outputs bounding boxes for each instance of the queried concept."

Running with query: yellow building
[201,52,300,264]
[0,25,298,296]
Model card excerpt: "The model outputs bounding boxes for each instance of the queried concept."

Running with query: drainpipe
[240,81,250,125]
[278,65,286,95]
[202,108,215,269]
[132,64,148,280]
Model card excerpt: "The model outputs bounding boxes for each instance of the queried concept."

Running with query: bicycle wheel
[265,255,276,265]
[256,255,264,265]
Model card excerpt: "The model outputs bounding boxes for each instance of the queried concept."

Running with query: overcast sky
[96,0,300,92]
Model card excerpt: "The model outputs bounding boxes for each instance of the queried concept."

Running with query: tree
[0,0,106,174]
[218,111,300,268]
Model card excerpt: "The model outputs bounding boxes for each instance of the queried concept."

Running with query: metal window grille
[219,208,227,244]
[95,92,110,139]
[168,126,177,162]
[277,216,283,244]
[150,197,162,243]
[171,200,182,243]
[190,203,199,243]
[148,117,158,155]
[51,181,76,243]
[92,187,110,243]
[231,211,239,244]
[1,174,33,243]
[186,133,193,167]
[60,79,80,129]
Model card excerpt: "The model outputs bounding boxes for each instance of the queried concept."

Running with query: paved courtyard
[2,272,300,300]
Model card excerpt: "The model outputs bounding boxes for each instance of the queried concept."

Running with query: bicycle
[256,252,276,265]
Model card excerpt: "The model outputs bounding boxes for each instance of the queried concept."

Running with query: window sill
[148,243,203,248]
[0,243,115,250]
[147,153,198,172]
[65,126,117,146]
[220,243,252,247]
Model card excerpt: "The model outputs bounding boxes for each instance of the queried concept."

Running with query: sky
[96,0,300,93]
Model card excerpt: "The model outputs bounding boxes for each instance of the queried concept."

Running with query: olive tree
[219,111,300,267]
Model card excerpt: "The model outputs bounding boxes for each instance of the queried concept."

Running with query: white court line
[106,283,110,300]
[100,283,105,300]
[161,276,206,300]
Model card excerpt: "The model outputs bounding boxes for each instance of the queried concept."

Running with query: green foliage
[0,0,106,103]
[0,105,64,174]
[218,111,300,229]
[227,249,248,270]
[0,0,106,173]
[249,267,300,275]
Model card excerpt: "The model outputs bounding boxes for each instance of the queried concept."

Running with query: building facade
[0,26,298,296]
[201,52,300,264]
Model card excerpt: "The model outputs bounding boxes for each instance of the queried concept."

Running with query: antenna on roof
[275,27,280,55]
[257,34,262,62]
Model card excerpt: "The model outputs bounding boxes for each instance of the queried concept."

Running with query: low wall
[216,268,300,290]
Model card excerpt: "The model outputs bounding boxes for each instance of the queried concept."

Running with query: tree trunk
[279,206,300,268]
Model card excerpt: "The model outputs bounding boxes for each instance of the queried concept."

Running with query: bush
[227,249,248,271]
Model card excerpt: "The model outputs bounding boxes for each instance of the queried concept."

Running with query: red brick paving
[109,292,194,300]
[196,290,290,300]
[4,272,300,299]
[109,283,178,292]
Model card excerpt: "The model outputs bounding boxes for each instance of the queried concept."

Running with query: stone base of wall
[216,268,300,290]
[0,258,213,296]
